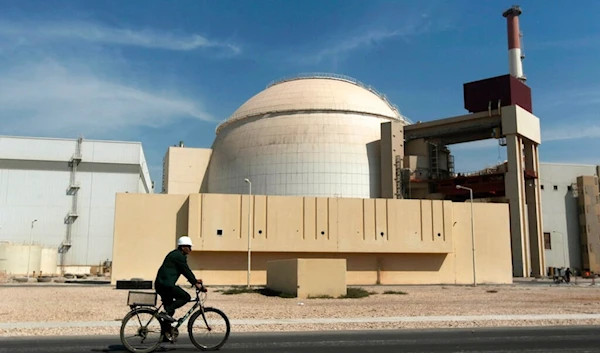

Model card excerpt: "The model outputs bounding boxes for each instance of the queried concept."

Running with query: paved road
[2,326,600,352]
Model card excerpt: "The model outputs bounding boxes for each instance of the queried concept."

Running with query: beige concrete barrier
[266,258,347,298]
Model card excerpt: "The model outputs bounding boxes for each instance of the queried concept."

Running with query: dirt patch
[1,283,599,336]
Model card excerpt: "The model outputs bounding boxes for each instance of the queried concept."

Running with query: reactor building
[177,73,412,198]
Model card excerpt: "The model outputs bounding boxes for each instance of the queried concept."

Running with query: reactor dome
[206,73,411,198]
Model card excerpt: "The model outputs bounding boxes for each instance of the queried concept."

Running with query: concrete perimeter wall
[112,193,513,286]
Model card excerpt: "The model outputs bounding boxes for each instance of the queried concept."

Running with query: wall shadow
[176,198,190,239]
[188,251,447,273]
[564,190,581,270]
[366,140,381,198]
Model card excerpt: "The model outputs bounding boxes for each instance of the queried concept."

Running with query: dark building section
[463,74,533,114]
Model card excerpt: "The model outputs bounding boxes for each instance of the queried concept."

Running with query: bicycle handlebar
[190,282,208,293]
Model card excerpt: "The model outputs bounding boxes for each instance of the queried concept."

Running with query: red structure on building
[434,169,538,202]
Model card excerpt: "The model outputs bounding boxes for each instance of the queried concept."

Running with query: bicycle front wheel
[188,307,231,351]
[120,307,164,353]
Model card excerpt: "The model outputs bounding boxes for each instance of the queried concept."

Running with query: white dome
[216,74,408,133]
[206,74,409,198]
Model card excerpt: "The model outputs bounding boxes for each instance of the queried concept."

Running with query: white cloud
[0,59,215,137]
[309,29,406,63]
[294,5,449,65]
[542,125,600,142]
[310,25,429,64]
[0,18,228,138]
[530,35,600,51]
[0,20,240,54]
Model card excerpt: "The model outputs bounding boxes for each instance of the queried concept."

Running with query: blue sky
[1,0,599,189]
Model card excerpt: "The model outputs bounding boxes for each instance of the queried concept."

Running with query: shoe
[158,312,175,323]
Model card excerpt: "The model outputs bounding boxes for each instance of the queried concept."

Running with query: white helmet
[177,236,193,247]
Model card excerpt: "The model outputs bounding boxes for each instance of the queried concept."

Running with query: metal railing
[268,73,412,123]
[457,163,508,177]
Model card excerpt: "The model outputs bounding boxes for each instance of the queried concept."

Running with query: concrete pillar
[504,134,530,277]
[524,140,544,277]
[380,122,404,199]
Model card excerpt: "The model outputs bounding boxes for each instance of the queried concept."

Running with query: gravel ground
[1,282,600,337]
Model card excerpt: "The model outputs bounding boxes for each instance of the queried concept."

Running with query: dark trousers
[155,284,191,316]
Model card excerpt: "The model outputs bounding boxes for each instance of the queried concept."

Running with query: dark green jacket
[154,249,197,288]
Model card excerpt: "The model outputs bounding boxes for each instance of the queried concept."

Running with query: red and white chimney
[502,5,526,82]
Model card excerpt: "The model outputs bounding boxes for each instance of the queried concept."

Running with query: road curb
[2,313,600,330]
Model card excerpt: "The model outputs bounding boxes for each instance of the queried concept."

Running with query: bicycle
[119,284,231,352]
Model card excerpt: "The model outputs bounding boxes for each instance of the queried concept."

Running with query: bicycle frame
[171,289,206,329]
[127,286,210,331]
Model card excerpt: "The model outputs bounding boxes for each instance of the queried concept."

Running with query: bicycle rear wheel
[187,307,231,351]
[120,307,165,353]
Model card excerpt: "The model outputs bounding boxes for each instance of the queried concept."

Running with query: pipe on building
[502,5,526,82]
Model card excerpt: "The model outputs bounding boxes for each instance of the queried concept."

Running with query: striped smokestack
[502,5,526,83]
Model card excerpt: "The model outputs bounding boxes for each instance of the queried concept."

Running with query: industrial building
[538,163,600,273]
[111,6,550,286]
[114,69,539,286]
[121,73,515,286]
[431,161,600,275]
[0,135,153,275]
[161,149,600,277]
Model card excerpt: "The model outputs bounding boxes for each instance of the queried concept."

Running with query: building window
[544,232,551,250]
[567,185,572,191]
[554,185,558,191]
[541,185,544,190]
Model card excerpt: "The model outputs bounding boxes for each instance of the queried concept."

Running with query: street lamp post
[26,219,37,279]
[244,178,252,289]
[456,185,476,287]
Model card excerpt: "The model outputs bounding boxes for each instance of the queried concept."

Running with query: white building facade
[539,162,599,272]
[0,136,153,273]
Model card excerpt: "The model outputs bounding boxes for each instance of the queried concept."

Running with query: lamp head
[244,178,250,183]
[456,185,461,190]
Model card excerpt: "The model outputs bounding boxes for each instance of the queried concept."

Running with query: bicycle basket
[127,291,157,307]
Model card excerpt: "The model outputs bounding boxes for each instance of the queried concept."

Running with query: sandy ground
[1,282,600,336]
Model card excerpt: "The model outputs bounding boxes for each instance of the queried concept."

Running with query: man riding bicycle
[154,236,203,323]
